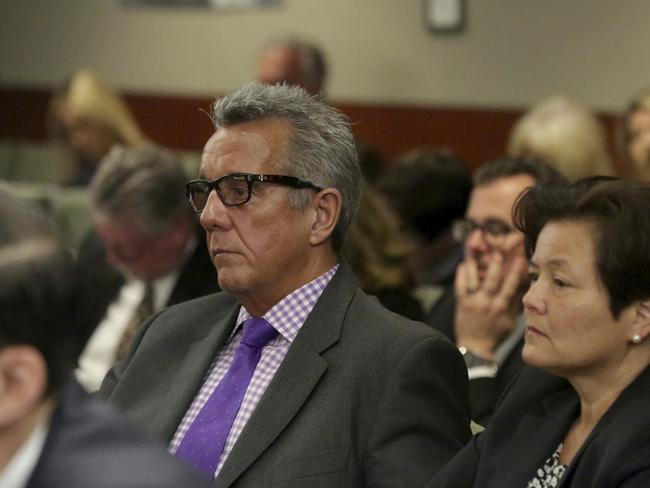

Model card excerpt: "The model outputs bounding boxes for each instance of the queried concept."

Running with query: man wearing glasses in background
[426,157,563,426]
[99,82,471,487]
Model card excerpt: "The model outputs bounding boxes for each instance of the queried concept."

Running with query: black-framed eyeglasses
[451,218,515,243]
[185,172,323,212]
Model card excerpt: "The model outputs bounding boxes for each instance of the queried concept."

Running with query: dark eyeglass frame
[185,172,323,212]
[451,218,515,243]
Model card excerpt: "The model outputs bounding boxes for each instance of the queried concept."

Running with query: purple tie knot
[241,317,278,348]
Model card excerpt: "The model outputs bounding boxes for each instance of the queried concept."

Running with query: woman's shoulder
[497,367,572,410]
[595,365,650,441]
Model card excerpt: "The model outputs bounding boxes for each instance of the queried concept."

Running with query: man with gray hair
[75,145,219,391]
[100,82,470,487]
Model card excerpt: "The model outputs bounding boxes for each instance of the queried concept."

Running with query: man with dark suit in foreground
[0,189,208,488]
[100,82,471,487]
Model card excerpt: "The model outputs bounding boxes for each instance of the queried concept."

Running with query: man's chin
[217,273,246,296]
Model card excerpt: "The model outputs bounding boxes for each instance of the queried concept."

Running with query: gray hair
[211,82,361,249]
[90,145,190,234]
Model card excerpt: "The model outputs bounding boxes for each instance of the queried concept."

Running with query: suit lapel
[153,303,240,442]
[494,384,579,487]
[215,263,357,488]
[214,339,328,488]
[558,366,650,487]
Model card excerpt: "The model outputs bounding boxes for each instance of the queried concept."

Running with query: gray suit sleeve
[363,335,471,487]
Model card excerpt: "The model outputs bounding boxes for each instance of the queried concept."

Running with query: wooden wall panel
[0,87,52,140]
[339,104,521,169]
[0,86,622,171]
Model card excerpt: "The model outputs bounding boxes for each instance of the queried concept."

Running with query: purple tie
[175,317,278,476]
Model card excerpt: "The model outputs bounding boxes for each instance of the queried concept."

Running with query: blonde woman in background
[342,184,423,320]
[508,95,614,181]
[47,69,147,186]
[620,87,650,180]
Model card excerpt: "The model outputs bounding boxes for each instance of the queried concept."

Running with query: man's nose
[465,227,489,255]
[199,190,232,231]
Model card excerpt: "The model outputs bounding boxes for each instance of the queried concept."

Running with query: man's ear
[629,300,650,344]
[0,346,47,428]
[308,188,342,246]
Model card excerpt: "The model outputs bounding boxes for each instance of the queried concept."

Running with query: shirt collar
[235,264,339,343]
[0,415,50,488]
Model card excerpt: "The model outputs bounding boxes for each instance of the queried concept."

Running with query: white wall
[1,0,649,111]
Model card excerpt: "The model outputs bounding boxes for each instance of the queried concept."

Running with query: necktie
[114,281,154,362]
[174,317,278,476]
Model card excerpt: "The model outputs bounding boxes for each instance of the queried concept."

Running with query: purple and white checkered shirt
[169,264,338,478]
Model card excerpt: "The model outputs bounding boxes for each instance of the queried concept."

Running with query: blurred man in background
[75,145,219,391]
[255,37,327,95]
[426,157,563,425]
[377,147,472,313]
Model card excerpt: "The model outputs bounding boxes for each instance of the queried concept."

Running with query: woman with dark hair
[428,178,650,487]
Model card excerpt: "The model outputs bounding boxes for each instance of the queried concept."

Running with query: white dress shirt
[76,271,179,392]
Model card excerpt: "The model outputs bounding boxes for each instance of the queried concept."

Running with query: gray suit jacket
[99,263,471,487]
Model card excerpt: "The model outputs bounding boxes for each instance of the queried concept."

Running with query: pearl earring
[632,334,643,344]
